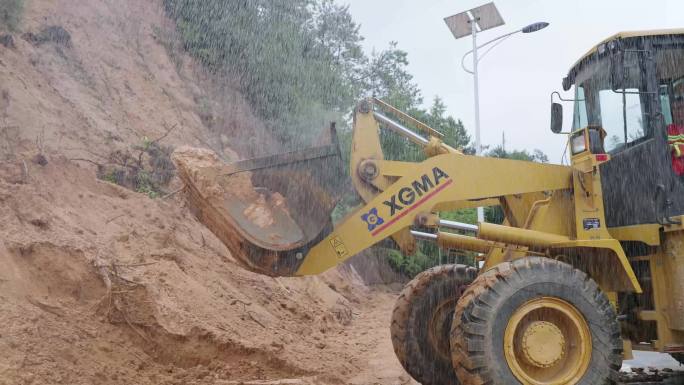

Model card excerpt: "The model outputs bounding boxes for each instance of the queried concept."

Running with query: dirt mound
[0,157,413,384]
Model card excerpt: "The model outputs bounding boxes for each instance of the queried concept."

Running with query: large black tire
[451,257,622,385]
[391,264,477,385]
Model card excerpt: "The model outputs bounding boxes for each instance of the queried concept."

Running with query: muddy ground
[0,158,414,385]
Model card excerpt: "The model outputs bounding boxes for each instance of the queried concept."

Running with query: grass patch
[0,0,24,31]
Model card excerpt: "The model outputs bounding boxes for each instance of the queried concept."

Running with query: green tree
[486,145,548,163]
[312,0,367,106]
[164,0,362,147]
[421,96,472,152]
[359,45,472,163]
[362,41,422,110]
[356,42,423,163]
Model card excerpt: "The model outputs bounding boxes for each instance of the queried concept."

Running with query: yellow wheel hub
[504,297,592,385]
[521,321,566,368]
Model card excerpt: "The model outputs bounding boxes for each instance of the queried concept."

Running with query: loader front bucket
[173,125,344,277]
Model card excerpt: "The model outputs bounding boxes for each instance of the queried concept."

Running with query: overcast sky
[345,0,683,162]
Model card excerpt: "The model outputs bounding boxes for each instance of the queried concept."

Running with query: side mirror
[550,102,563,133]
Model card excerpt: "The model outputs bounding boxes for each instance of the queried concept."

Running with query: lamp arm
[461,52,475,74]
[478,34,513,62]
[478,28,523,50]
[461,29,522,73]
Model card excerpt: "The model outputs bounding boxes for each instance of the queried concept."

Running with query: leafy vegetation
[0,0,23,31]
[162,0,471,150]
[485,145,549,163]
[163,0,364,147]
[96,135,175,199]
[386,241,477,279]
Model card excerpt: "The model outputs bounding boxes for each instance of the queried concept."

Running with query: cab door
[601,38,684,227]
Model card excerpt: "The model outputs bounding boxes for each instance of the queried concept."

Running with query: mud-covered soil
[171,146,306,275]
[0,0,414,384]
[0,158,414,385]
[172,146,296,235]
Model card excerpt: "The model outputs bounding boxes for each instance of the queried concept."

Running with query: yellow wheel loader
[176,30,684,385]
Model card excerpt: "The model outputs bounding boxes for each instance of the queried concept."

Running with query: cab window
[571,53,649,153]
[572,86,588,130]
[598,89,645,152]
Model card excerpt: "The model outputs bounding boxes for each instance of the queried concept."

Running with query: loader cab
[559,30,684,227]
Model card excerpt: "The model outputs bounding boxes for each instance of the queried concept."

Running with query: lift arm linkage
[296,152,573,275]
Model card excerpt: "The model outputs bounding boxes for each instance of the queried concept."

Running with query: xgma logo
[383,167,450,216]
[361,208,384,231]
[362,167,452,236]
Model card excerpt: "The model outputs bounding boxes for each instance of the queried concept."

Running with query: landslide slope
[0,1,413,384]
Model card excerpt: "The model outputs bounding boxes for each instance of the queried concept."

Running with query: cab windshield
[572,43,684,153]
[571,52,649,153]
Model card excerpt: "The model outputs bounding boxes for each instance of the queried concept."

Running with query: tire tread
[391,264,476,385]
[450,257,622,385]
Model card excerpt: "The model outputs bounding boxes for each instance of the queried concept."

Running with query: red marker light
[595,154,608,162]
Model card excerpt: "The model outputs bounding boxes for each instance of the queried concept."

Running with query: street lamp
[444,2,548,222]
[461,21,550,75]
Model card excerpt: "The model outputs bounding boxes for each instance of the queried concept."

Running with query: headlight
[570,132,587,155]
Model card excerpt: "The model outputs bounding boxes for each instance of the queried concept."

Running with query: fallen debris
[172,146,304,275]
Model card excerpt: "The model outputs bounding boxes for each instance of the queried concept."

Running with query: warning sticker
[583,218,601,230]
[329,236,349,259]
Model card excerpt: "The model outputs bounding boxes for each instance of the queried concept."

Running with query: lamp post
[444,3,548,222]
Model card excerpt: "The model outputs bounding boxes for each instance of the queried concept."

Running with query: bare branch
[161,186,184,200]
[21,160,28,184]
[105,214,125,224]
[68,158,103,167]
[151,122,177,145]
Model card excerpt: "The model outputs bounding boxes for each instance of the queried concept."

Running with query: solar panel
[470,2,505,32]
[444,2,505,40]
[444,11,473,40]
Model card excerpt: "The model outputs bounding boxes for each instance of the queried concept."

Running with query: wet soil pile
[0,0,413,384]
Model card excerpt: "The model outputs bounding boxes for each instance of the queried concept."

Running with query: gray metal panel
[470,2,505,32]
[373,111,429,146]
[439,219,479,233]
[444,11,473,39]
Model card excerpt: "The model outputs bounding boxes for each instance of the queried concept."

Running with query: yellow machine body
[295,106,641,295]
[291,98,683,357]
